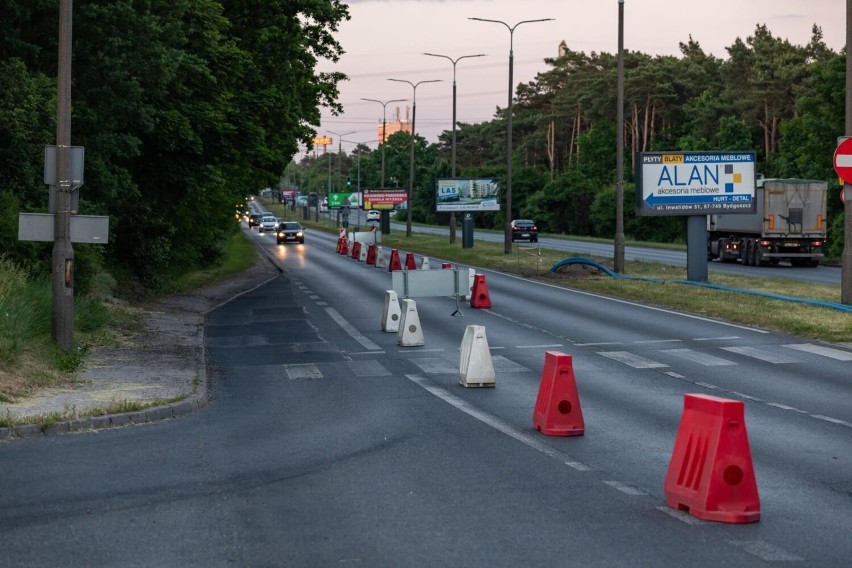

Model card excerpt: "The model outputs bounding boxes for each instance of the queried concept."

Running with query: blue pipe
[549,257,852,314]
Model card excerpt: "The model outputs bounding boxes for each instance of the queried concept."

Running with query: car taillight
[812,240,823,247]
[532,226,538,231]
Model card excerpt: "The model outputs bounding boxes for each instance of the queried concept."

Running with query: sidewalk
[0,255,280,440]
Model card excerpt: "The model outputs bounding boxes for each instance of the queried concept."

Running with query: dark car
[277,221,305,244]
[248,212,263,228]
[510,219,538,242]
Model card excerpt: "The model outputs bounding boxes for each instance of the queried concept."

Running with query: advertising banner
[434,178,500,212]
[363,189,408,210]
[635,152,756,216]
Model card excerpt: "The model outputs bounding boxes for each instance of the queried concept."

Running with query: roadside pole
[52,0,74,351]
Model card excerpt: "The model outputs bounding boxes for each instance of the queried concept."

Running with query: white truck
[706,178,827,267]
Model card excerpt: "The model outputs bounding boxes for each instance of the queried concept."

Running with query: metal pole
[423,53,485,244]
[388,79,441,237]
[52,0,74,351]
[614,0,626,274]
[361,98,406,189]
[469,18,554,254]
[328,130,355,193]
[843,0,852,304]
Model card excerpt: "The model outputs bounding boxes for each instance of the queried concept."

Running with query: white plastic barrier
[459,325,495,387]
[397,299,424,346]
[381,290,401,333]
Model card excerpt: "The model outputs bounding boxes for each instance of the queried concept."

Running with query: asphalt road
[1,224,850,567]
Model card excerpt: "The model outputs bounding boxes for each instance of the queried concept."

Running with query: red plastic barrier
[441,263,452,269]
[405,252,417,270]
[469,274,492,309]
[532,351,584,437]
[366,243,377,265]
[664,394,760,523]
[339,238,349,256]
[388,249,402,272]
[351,241,361,259]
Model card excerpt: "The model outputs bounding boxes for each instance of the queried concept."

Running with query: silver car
[258,215,278,232]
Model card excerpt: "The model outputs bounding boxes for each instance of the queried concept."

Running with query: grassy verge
[0,230,256,404]
[269,207,850,344]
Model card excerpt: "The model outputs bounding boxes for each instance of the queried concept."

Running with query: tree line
[294,24,846,256]
[0,0,349,291]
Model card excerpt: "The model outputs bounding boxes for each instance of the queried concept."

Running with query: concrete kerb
[0,252,283,441]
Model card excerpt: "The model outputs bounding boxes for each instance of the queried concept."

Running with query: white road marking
[693,336,741,341]
[324,307,382,351]
[811,415,852,428]
[491,355,530,373]
[411,358,458,374]
[597,351,668,369]
[406,375,594,472]
[661,348,736,366]
[603,480,647,496]
[633,339,682,345]
[784,343,852,361]
[720,346,801,364]
[283,364,322,380]
[346,360,392,377]
[728,540,804,562]
[656,506,705,525]
[516,344,564,349]
[663,371,686,379]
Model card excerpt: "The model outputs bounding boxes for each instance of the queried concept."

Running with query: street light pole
[388,78,442,237]
[328,130,355,193]
[361,98,406,189]
[615,0,626,274]
[423,52,485,244]
[470,17,553,254]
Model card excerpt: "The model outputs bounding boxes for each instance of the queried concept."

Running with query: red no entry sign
[833,137,852,183]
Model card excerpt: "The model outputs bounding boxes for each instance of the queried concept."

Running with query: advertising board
[363,189,408,210]
[434,178,500,212]
[634,152,756,216]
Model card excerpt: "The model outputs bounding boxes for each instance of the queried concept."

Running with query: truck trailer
[706,178,827,267]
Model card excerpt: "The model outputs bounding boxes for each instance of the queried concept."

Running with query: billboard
[434,178,500,212]
[327,192,361,208]
[363,189,408,210]
[635,151,756,216]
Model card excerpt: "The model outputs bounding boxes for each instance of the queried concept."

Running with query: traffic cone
[397,299,424,346]
[664,394,760,523]
[458,325,495,387]
[420,257,431,270]
[533,352,584,436]
[366,243,377,265]
[351,241,361,259]
[470,274,492,309]
[405,252,417,270]
[388,249,403,272]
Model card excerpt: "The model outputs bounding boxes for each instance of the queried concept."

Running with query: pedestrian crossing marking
[720,346,801,364]
[660,349,736,366]
[283,364,322,380]
[346,360,392,377]
[597,351,668,369]
[411,358,458,374]
[784,343,852,361]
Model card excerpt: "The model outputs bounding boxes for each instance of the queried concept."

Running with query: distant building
[377,106,412,143]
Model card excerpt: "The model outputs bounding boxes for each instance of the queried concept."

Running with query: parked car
[366,210,381,222]
[258,215,278,232]
[277,221,305,244]
[510,219,538,242]
[248,212,263,227]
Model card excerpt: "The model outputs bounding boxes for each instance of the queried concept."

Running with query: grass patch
[171,230,257,292]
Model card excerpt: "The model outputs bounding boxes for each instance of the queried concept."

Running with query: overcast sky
[309,0,844,158]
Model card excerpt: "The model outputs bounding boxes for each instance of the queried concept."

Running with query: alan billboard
[635,152,756,216]
[434,178,500,212]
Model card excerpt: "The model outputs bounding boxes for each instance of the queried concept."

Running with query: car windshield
[282,223,301,230]
[262,217,275,222]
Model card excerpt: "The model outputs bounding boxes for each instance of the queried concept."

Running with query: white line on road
[324,307,382,351]
[728,540,804,562]
[406,374,595,472]
[597,351,669,369]
[784,343,852,361]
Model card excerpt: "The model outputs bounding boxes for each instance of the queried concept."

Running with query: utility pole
[52,0,74,351]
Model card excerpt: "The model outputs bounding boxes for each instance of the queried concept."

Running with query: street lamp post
[327,130,355,192]
[361,98,406,188]
[387,78,442,237]
[423,52,485,244]
[470,17,553,254]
